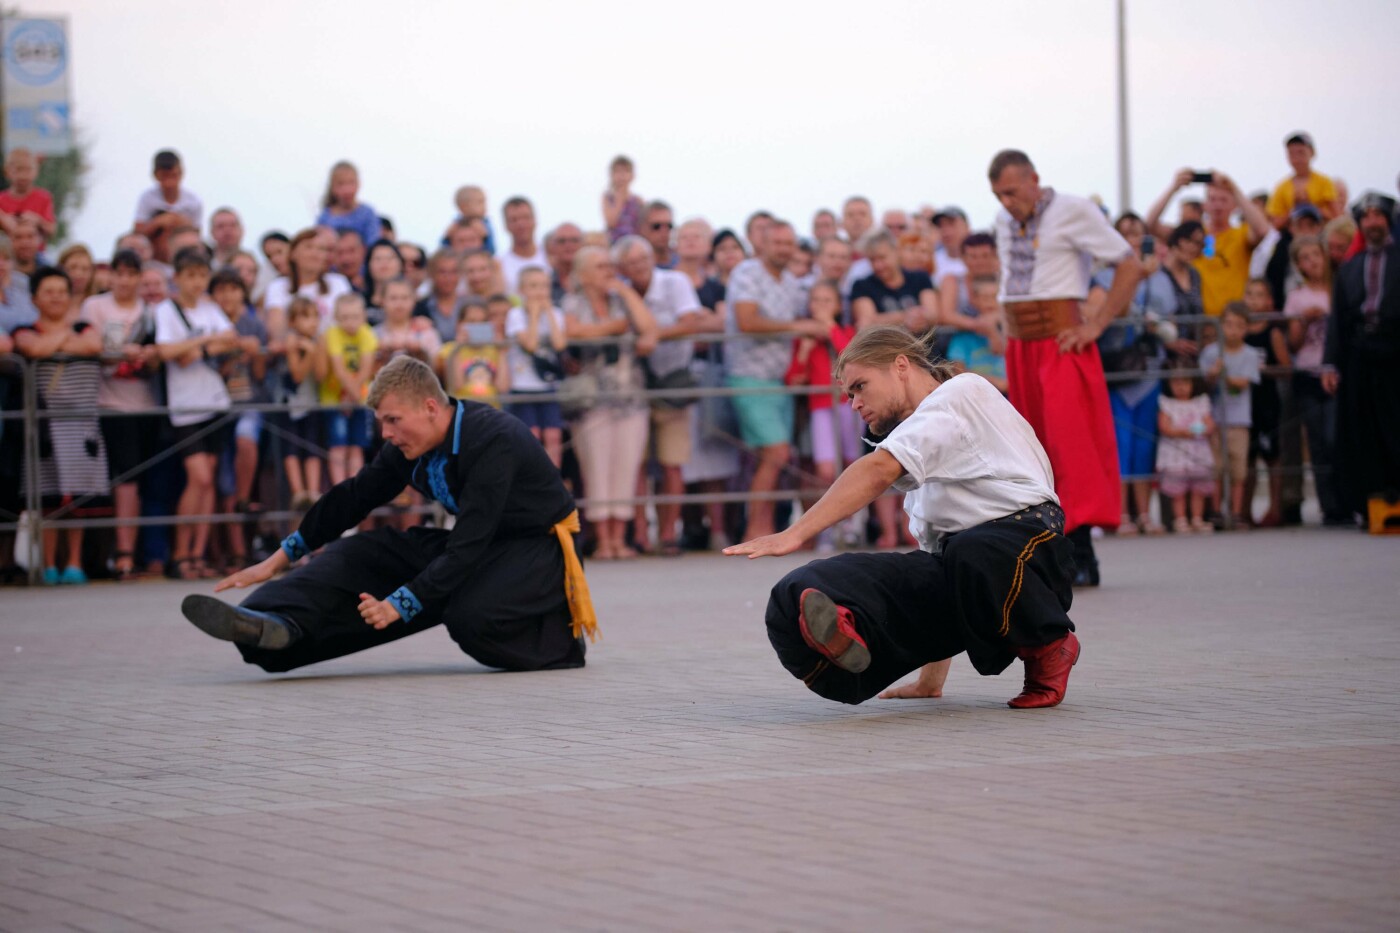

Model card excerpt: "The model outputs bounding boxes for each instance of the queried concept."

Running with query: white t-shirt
[262,273,354,331]
[497,245,547,296]
[505,305,567,392]
[641,268,702,377]
[154,296,232,427]
[995,192,1131,301]
[933,248,967,282]
[134,185,203,229]
[878,373,1058,546]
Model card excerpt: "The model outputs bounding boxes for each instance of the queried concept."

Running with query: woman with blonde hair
[561,245,659,559]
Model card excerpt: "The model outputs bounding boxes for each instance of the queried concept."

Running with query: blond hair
[835,325,956,382]
[367,355,449,409]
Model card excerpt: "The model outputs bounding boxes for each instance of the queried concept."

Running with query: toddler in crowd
[602,155,643,244]
[1157,371,1217,534]
[281,297,323,511]
[0,148,56,246]
[318,292,378,485]
[505,267,568,466]
[448,185,495,255]
[785,281,860,551]
[944,275,1009,393]
[316,161,381,253]
[439,298,509,407]
[1200,302,1262,525]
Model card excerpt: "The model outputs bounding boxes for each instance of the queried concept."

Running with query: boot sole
[799,589,871,673]
[181,594,292,650]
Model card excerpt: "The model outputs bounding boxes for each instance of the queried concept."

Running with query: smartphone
[1190,171,1214,184]
[463,323,496,344]
[1202,234,1216,259]
[1141,235,1156,257]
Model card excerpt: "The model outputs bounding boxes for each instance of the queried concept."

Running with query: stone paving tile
[0,528,1398,930]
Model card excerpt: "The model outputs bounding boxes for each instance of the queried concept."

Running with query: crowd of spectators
[0,134,1395,585]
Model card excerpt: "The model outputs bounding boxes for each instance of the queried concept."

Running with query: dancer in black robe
[182,356,597,673]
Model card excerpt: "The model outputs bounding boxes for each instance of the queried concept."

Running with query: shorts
[726,376,793,449]
[809,404,863,466]
[1160,472,1215,498]
[171,416,233,458]
[325,408,373,449]
[276,411,324,458]
[509,393,565,432]
[649,405,692,467]
[100,413,160,483]
[1222,425,1249,486]
[235,410,263,444]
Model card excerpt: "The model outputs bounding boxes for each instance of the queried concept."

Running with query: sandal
[1116,515,1140,536]
[111,550,137,582]
[194,559,221,579]
[169,557,201,581]
[655,540,684,558]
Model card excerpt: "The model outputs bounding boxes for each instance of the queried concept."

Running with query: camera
[1190,171,1214,184]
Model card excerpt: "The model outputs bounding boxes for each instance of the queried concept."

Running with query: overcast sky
[38,0,1400,254]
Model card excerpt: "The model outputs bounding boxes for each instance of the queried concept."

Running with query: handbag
[556,371,599,418]
[642,361,701,410]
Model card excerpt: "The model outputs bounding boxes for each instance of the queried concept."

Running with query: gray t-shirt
[1199,342,1261,427]
[724,258,804,381]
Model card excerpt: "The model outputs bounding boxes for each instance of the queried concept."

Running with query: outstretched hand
[213,555,280,593]
[723,530,803,559]
[358,593,402,630]
[877,659,952,700]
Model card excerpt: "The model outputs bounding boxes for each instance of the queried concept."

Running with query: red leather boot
[1008,632,1080,709]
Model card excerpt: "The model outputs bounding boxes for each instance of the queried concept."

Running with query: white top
[933,248,967,281]
[153,296,232,427]
[841,257,873,295]
[262,273,354,330]
[1282,283,1330,372]
[505,304,566,392]
[641,268,702,377]
[134,185,203,229]
[497,245,547,296]
[995,191,1131,301]
[878,373,1058,546]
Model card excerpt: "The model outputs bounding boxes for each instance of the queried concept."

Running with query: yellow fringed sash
[550,509,599,642]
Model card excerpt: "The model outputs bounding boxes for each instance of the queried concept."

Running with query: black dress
[238,399,585,673]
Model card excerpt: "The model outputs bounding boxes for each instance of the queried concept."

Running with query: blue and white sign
[3,17,71,155]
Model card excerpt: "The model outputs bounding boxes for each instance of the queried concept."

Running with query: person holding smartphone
[1145,169,1272,319]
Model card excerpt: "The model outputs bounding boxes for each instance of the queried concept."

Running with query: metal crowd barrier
[0,310,1333,583]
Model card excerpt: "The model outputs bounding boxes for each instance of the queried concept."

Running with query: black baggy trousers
[237,526,585,673]
[765,504,1074,704]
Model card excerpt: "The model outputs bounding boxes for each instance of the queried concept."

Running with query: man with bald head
[989,149,1142,586]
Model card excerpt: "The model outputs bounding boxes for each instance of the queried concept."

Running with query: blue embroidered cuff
[281,531,309,562]
[387,586,423,623]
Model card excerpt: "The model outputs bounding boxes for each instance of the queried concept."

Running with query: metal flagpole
[1116,0,1131,212]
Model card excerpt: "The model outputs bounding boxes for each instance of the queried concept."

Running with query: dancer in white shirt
[726,326,1081,709]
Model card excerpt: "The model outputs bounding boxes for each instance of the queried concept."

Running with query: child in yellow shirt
[438,297,509,407]
[317,292,378,483]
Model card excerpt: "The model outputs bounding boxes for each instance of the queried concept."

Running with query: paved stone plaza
[1,528,1397,931]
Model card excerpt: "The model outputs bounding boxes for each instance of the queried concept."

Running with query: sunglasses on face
[650,222,673,231]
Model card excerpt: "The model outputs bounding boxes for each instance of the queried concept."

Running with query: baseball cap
[931,207,967,224]
[1284,131,1315,150]
[1290,204,1322,224]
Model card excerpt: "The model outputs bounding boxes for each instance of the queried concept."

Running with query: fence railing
[0,310,1330,583]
